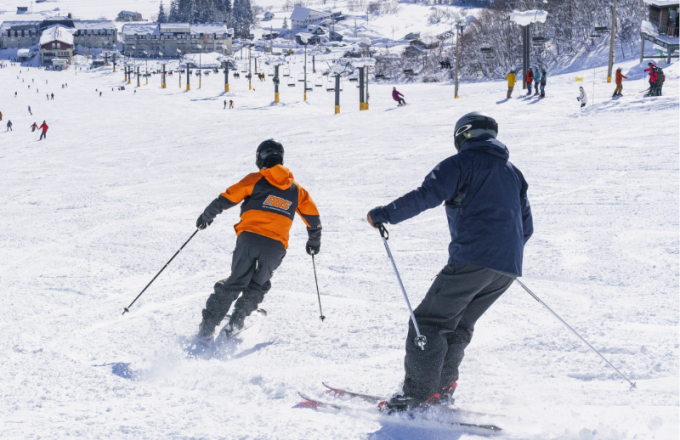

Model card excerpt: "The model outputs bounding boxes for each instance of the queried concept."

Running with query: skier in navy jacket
[367,112,533,411]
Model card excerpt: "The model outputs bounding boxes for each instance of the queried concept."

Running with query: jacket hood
[459,136,509,160]
[260,164,294,190]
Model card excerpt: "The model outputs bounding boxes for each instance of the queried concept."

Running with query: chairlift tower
[607,0,618,83]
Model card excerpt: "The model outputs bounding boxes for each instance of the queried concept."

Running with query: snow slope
[0,57,678,439]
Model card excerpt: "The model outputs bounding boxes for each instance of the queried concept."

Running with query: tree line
[157,0,256,38]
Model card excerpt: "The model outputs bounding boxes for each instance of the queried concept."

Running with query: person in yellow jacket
[505,70,516,99]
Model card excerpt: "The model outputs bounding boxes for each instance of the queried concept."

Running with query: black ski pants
[402,263,514,402]
[201,232,286,334]
[39,131,46,140]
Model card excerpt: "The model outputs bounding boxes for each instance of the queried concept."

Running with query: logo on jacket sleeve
[263,195,292,212]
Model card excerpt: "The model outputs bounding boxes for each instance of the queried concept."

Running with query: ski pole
[515,279,637,390]
[376,223,426,350]
[311,253,326,322]
[121,229,199,315]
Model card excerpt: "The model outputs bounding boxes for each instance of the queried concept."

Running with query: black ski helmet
[256,139,284,169]
[453,112,498,151]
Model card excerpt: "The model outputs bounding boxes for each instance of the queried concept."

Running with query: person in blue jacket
[367,112,533,412]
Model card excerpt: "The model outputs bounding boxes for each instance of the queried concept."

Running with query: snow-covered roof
[290,6,329,21]
[73,20,116,31]
[17,48,31,56]
[510,10,548,25]
[641,19,679,43]
[190,23,229,35]
[159,23,190,32]
[0,20,41,32]
[119,10,140,16]
[643,0,679,6]
[291,7,311,21]
[121,22,159,35]
[40,25,74,45]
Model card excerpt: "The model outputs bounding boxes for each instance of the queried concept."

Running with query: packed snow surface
[0,56,678,439]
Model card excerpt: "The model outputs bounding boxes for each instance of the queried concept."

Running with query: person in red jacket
[392,87,406,106]
[526,68,534,95]
[613,67,627,97]
[38,120,48,140]
[644,63,657,93]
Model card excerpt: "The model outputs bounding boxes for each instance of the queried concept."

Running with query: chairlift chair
[314,77,323,87]
[297,72,305,82]
[288,77,296,87]
[594,26,609,33]
[348,74,358,82]
[326,78,335,92]
[283,68,290,77]
[532,37,547,47]
[306,81,313,91]
[268,68,274,76]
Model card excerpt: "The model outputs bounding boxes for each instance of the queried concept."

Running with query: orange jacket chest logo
[264,195,292,211]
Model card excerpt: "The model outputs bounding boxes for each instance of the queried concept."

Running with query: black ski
[295,393,502,432]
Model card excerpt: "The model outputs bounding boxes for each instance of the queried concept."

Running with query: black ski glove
[196,214,213,230]
[306,242,320,255]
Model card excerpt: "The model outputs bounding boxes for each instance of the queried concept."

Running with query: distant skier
[38,121,48,140]
[224,99,227,109]
[229,99,234,109]
[367,112,533,412]
[613,67,627,97]
[28,105,32,115]
[644,63,656,93]
[15,91,17,97]
[505,70,516,99]
[6,120,12,131]
[577,86,587,108]
[194,139,322,346]
[392,87,406,106]
[652,66,665,96]
[30,122,38,132]
[51,93,54,100]
[99,91,102,97]
[533,68,542,96]
[0,111,2,121]
[539,68,547,98]
[526,68,533,95]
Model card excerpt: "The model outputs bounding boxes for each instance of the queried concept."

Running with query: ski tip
[295,392,323,410]
[322,382,345,396]
[293,399,323,410]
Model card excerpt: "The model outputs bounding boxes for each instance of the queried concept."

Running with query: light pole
[197,44,202,89]
[186,55,191,91]
[248,43,252,90]
[129,46,135,84]
[298,34,310,101]
[177,49,182,89]
[606,0,618,83]
[454,22,465,98]
[143,50,148,85]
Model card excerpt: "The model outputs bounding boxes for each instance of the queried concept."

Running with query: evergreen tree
[158,1,167,23]
[282,17,288,29]
[168,0,179,22]
[233,0,253,38]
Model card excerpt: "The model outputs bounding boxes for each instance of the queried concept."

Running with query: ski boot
[381,393,441,414]
[223,312,246,338]
[440,382,457,405]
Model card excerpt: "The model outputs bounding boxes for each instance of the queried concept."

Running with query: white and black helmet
[454,112,498,151]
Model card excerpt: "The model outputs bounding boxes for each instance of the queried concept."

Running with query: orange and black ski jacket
[200,165,321,249]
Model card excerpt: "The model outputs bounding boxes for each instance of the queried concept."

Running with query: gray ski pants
[402,263,514,402]
[201,232,286,333]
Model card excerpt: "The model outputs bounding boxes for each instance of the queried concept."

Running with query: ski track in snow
[0,57,678,440]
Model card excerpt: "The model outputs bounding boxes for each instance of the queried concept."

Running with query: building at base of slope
[121,23,233,57]
[40,25,74,67]
[0,14,117,50]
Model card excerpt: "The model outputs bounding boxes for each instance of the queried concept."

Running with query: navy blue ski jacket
[369,136,533,276]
